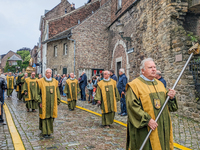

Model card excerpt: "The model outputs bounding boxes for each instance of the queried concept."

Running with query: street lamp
[116,21,132,43]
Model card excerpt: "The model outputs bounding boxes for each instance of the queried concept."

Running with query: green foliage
[16,50,31,72]
[17,50,30,60]
[187,34,199,43]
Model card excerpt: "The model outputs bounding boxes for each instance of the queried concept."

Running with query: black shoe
[69,109,72,111]
[43,134,48,138]
[100,125,106,128]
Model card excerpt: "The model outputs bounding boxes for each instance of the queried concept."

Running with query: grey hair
[45,68,52,73]
[140,58,154,74]
[104,70,110,75]
[119,68,125,74]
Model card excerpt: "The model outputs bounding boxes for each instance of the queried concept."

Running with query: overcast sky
[0,0,87,55]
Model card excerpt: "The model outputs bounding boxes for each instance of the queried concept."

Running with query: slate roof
[8,55,22,61]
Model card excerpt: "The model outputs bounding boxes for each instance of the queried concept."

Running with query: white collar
[70,78,75,80]
[103,78,110,81]
[45,76,52,81]
[140,75,154,82]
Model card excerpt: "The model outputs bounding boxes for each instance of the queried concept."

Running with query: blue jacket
[117,74,127,93]
[87,83,93,90]
[110,74,117,82]
[80,73,87,88]
[159,77,167,88]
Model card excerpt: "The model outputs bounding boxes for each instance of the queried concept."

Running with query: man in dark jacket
[79,71,87,101]
[110,70,117,82]
[0,72,7,125]
[155,70,167,88]
[117,68,127,116]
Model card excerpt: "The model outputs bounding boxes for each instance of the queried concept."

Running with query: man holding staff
[126,58,178,150]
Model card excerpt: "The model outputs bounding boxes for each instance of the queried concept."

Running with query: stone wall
[46,39,74,75]
[108,0,200,121]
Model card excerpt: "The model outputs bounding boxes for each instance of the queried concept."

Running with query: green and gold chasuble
[95,79,120,125]
[21,77,27,102]
[24,77,38,110]
[126,77,178,150]
[16,74,24,100]
[37,77,61,135]
[63,78,79,110]
[6,76,14,96]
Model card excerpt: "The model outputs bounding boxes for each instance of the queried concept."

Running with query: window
[117,0,122,10]
[54,46,57,57]
[12,62,17,65]
[63,44,68,55]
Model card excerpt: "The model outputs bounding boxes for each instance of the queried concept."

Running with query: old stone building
[40,0,200,121]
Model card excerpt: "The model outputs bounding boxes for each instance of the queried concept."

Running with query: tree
[17,50,30,60]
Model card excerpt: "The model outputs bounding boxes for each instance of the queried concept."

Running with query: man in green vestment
[126,58,178,150]
[94,70,120,128]
[21,73,28,102]
[24,72,38,112]
[6,72,14,97]
[16,72,24,100]
[37,68,61,137]
[63,73,79,111]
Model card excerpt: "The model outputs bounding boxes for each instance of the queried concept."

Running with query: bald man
[94,70,120,128]
[37,68,61,137]
[64,73,79,111]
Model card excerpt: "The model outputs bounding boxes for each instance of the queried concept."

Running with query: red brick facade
[48,1,100,38]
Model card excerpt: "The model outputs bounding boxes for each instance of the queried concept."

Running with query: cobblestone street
[0,91,200,150]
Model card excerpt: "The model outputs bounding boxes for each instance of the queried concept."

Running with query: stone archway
[111,40,130,80]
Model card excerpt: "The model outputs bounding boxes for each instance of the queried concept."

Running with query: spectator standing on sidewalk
[117,68,127,116]
[87,80,93,103]
[110,70,117,82]
[62,74,67,97]
[155,70,167,88]
[0,71,7,125]
[79,71,87,101]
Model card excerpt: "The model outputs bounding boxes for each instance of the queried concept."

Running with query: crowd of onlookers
[54,69,128,116]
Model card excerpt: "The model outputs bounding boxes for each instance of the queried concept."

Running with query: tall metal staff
[139,43,200,150]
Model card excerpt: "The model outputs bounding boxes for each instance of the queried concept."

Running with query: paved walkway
[1,91,200,150]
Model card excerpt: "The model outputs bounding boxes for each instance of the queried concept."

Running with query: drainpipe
[67,35,76,75]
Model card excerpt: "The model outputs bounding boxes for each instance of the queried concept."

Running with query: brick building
[38,0,73,76]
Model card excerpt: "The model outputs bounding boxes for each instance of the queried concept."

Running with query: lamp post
[116,21,132,50]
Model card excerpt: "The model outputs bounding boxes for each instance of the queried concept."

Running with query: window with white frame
[117,0,122,10]
[63,43,68,55]
[12,62,17,65]
[54,46,57,57]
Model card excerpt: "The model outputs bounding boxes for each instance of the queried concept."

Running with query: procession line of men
[0,57,178,150]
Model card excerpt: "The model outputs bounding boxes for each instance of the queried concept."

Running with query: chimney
[71,3,75,11]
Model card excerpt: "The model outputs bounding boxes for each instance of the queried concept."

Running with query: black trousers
[0,98,4,123]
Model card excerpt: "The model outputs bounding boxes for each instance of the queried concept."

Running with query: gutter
[67,34,76,75]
